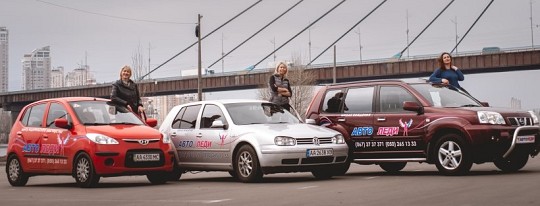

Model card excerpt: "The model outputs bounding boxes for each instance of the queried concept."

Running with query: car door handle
[42,134,48,139]
[377,117,386,122]
[17,131,22,137]
[170,132,177,137]
[196,133,202,138]
[337,118,346,122]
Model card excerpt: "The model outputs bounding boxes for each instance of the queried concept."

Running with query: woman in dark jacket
[269,61,292,111]
[111,65,144,117]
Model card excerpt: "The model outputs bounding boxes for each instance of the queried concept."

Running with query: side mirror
[403,101,424,114]
[54,118,72,129]
[146,118,158,127]
[480,102,490,107]
[211,120,228,130]
[305,119,316,125]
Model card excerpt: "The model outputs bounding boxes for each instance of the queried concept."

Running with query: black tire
[234,145,263,183]
[494,152,529,172]
[311,168,334,179]
[228,170,237,179]
[331,161,351,176]
[74,153,100,188]
[147,172,168,184]
[6,155,29,186]
[379,162,407,173]
[433,133,473,176]
[167,163,183,181]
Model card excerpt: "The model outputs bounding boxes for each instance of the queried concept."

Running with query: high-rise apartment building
[50,66,65,88]
[22,46,51,90]
[0,27,8,92]
[65,65,96,87]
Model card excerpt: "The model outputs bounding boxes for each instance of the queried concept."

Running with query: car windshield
[70,101,144,125]
[224,102,300,125]
[409,84,482,108]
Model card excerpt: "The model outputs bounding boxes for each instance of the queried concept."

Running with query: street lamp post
[196,14,203,101]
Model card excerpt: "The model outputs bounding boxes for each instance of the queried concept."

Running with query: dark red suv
[305,79,540,175]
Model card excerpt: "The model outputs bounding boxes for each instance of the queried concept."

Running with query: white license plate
[516,136,535,144]
[306,149,333,157]
[133,153,160,162]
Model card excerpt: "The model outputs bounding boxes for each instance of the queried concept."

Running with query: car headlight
[332,134,346,144]
[275,136,296,146]
[161,132,171,144]
[528,111,539,124]
[477,111,505,125]
[86,133,119,144]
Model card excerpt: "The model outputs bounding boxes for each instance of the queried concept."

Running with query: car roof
[173,99,269,108]
[320,78,428,87]
[32,97,110,104]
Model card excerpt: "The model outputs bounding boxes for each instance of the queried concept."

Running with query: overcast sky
[1,0,540,109]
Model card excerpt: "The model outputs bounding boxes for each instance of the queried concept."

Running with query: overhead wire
[451,0,495,53]
[307,0,388,66]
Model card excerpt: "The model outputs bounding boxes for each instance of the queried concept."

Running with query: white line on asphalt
[297,185,318,190]
[203,199,232,204]
[365,176,378,180]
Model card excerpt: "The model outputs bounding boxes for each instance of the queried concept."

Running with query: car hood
[232,123,339,138]
[428,106,531,117]
[84,125,161,139]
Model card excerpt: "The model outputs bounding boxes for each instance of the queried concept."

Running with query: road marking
[365,176,378,180]
[203,199,232,204]
[297,185,318,190]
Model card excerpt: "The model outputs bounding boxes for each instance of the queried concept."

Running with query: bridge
[1,49,540,118]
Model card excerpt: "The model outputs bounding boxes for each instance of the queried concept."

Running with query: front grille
[125,149,165,168]
[123,139,160,145]
[507,117,533,126]
[296,137,334,145]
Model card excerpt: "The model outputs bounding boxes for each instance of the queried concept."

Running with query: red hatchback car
[5,97,174,187]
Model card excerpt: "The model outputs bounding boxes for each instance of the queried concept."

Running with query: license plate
[133,153,160,162]
[516,136,535,144]
[306,149,333,157]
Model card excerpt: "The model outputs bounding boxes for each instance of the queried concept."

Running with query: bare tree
[0,109,11,144]
[131,43,148,98]
[258,53,317,119]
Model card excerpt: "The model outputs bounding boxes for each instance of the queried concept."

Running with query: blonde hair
[119,65,132,79]
[274,61,288,77]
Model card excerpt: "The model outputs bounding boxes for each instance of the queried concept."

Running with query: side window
[172,105,202,129]
[322,90,346,113]
[21,107,32,126]
[47,103,70,128]
[344,87,374,114]
[27,104,46,127]
[171,107,186,129]
[200,104,227,129]
[379,86,418,113]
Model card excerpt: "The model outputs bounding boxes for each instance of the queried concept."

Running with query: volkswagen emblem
[313,137,320,146]
[138,139,150,145]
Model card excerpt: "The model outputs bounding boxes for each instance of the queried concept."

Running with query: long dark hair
[437,52,452,70]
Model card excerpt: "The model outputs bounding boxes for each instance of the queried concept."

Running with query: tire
[331,161,351,176]
[433,133,473,176]
[74,153,100,188]
[234,145,263,183]
[494,152,529,172]
[147,172,168,184]
[167,163,183,181]
[311,168,334,180]
[6,155,29,186]
[228,170,237,179]
[379,162,407,173]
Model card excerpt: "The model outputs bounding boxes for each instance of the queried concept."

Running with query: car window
[171,107,186,129]
[343,87,374,114]
[379,86,418,113]
[323,90,346,113]
[46,103,71,128]
[410,84,481,107]
[200,104,227,129]
[174,105,201,129]
[70,101,143,125]
[225,102,299,125]
[25,103,46,127]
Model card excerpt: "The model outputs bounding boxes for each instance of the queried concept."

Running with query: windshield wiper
[460,104,480,107]
[110,122,140,125]
[83,122,110,126]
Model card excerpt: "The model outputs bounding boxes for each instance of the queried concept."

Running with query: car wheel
[494,152,529,172]
[147,172,168,184]
[168,162,183,181]
[433,133,473,176]
[234,145,262,183]
[379,162,407,173]
[228,171,237,179]
[311,168,334,180]
[74,153,100,188]
[331,161,351,176]
[6,155,29,186]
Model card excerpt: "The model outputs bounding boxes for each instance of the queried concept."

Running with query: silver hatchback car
[159,99,349,182]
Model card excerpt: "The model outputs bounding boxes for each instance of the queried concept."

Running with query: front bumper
[259,144,349,169]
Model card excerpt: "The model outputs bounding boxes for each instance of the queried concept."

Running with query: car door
[169,104,201,166]
[371,85,426,158]
[18,103,47,170]
[44,102,72,172]
[339,87,376,157]
[197,104,230,168]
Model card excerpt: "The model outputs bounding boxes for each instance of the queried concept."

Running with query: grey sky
[1,0,540,109]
